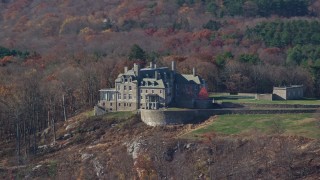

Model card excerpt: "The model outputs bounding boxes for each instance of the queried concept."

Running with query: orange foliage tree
[198,87,209,100]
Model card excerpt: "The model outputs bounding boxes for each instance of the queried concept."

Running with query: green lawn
[102,111,135,119]
[184,114,320,139]
[210,94,320,105]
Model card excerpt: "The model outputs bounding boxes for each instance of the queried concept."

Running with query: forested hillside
[1,0,320,166]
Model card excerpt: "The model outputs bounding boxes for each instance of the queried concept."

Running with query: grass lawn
[210,94,320,105]
[86,110,95,117]
[183,113,320,139]
[102,111,135,119]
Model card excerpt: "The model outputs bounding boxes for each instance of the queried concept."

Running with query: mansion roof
[114,63,204,89]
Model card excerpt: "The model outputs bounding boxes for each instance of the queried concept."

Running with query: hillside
[0,111,319,179]
[2,1,320,124]
[1,0,320,179]
[1,0,320,90]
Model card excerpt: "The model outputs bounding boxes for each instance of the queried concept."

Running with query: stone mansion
[97,61,207,112]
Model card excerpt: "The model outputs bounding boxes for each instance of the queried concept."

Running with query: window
[160,90,162,94]
[124,103,126,107]
[152,90,154,94]
[124,86,126,90]
[129,94,132,100]
[146,90,148,93]
[129,86,132,91]
[110,103,112,106]
[141,96,143,99]
[123,94,127,99]
[129,103,131,107]
[118,93,121,99]
[118,103,121,106]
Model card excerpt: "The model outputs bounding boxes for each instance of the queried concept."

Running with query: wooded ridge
[0,1,320,178]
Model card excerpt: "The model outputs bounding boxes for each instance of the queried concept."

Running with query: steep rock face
[122,135,320,180]
[0,111,319,179]
[126,137,146,160]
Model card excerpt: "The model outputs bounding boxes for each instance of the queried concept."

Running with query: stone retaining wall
[140,108,319,126]
[197,109,318,117]
[240,103,320,109]
[256,94,273,100]
[140,109,196,126]
[237,93,257,97]
[94,106,106,116]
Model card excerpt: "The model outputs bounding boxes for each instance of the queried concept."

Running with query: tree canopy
[128,44,146,61]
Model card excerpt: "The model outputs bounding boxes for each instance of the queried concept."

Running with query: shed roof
[273,85,304,90]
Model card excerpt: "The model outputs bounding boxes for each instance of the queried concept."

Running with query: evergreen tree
[128,44,146,61]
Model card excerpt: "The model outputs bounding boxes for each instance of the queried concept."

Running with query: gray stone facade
[97,62,206,112]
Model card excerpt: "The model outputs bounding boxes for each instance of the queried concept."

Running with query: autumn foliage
[0,1,320,162]
[198,87,209,100]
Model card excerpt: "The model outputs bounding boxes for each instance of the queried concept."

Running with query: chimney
[155,70,158,80]
[171,61,175,72]
[150,62,153,69]
[154,64,157,69]
[193,67,196,76]
[133,63,140,77]
[124,66,128,73]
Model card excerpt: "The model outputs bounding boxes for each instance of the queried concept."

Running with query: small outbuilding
[272,85,304,100]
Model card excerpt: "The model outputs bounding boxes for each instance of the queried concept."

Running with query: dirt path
[176,115,218,138]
